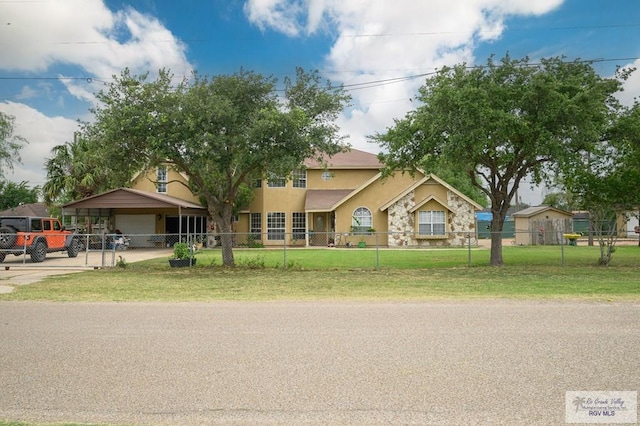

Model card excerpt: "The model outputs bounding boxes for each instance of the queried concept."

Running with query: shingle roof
[511,205,573,217]
[0,202,49,217]
[305,190,354,211]
[62,188,206,210]
[303,148,382,169]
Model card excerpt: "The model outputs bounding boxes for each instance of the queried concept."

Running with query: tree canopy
[561,101,640,265]
[90,68,350,266]
[42,128,138,206]
[0,111,27,179]
[0,180,39,211]
[372,55,629,265]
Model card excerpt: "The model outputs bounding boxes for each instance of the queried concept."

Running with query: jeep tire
[0,226,17,249]
[30,240,47,263]
[67,238,80,258]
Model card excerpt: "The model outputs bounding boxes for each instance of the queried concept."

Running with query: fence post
[560,230,565,267]
[283,233,287,269]
[375,232,379,271]
[467,232,472,267]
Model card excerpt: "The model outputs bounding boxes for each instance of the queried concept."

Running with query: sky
[1,0,639,204]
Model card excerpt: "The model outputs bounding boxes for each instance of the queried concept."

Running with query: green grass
[1,245,638,302]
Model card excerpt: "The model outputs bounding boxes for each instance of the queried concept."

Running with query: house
[233,149,482,247]
[63,149,482,247]
[512,205,574,245]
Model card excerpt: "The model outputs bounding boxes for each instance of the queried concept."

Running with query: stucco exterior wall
[307,168,379,189]
[131,167,200,204]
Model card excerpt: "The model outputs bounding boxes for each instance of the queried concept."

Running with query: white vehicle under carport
[0,216,81,263]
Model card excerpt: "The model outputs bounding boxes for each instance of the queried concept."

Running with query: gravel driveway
[1,301,638,425]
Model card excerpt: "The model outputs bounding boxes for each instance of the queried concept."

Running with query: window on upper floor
[321,171,333,181]
[157,165,167,193]
[418,210,446,236]
[267,176,286,188]
[352,207,372,234]
[292,169,307,188]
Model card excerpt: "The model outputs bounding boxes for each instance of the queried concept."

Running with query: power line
[0,56,638,95]
[341,24,640,38]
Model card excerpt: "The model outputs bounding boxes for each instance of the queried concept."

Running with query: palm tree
[42,135,109,205]
[573,396,586,412]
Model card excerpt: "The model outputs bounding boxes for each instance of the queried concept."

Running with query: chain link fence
[2,229,637,269]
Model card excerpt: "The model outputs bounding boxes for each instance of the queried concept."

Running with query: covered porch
[305,190,352,247]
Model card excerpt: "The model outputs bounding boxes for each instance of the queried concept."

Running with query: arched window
[352,207,372,234]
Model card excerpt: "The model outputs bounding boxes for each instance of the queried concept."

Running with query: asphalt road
[1,301,638,425]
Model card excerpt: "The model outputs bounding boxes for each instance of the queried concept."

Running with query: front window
[352,207,372,234]
[292,169,307,188]
[267,212,285,240]
[322,171,332,181]
[418,210,446,236]
[157,165,167,193]
[250,213,262,240]
[292,212,306,240]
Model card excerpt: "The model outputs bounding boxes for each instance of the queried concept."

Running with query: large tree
[373,55,627,266]
[92,68,350,266]
[0,111,27,179]
[562,101,640,265]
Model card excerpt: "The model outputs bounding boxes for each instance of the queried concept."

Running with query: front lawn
[1,245,638,302]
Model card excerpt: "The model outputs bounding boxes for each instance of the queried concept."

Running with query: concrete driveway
[0,301,638,425]
[0,248,171,293]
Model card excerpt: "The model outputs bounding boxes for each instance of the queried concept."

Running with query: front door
[311,214,327,246]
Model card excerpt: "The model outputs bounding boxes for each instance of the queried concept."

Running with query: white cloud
[0,1,193,187]
[243,0,304,36]
[0,1,192,78]
[244,0,565,154]
[618,58,640,106]
[0,102,80,187]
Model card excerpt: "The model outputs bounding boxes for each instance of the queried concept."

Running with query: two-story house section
[63,149,481,248]
[240,148,482,247]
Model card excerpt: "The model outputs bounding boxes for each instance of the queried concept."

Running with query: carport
[62,188,208,248]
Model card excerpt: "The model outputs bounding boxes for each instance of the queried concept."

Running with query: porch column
[305,212,310,247]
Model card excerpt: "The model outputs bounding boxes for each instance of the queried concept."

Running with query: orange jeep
[0,216,80,263]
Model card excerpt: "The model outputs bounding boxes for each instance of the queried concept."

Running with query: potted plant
[169,242,197,267]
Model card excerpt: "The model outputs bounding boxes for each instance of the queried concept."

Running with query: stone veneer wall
[388,192,415,247]
[446,191,477,247]
[387,190,477,247]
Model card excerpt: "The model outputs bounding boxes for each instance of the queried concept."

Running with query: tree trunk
[489,217,504,266]
[220,230,235,267]
[212,203,235,267]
